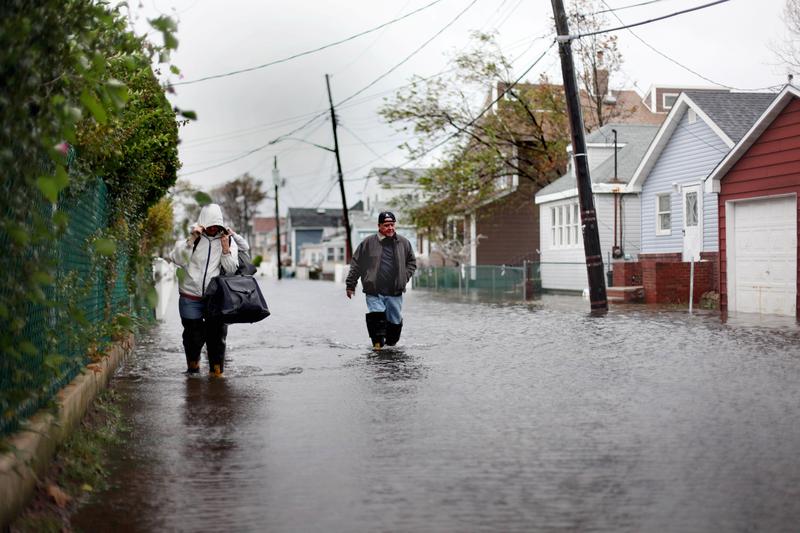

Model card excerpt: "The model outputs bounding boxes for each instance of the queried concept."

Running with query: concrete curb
[0,334,135,528]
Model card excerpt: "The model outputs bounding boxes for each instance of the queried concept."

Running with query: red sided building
[706,85,800,318]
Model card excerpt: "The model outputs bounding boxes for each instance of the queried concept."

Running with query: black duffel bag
[204,275,270,324]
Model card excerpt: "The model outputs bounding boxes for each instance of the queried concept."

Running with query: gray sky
[128,0,788,219]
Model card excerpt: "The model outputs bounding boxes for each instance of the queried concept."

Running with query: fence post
[523,261,528,300]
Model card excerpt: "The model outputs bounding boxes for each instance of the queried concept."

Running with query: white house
[535,124,660,292]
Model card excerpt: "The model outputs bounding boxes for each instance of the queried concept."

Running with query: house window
[662,93,679,110]
[327,247,335,261]
[551,202,580,248]
[656,193,671,235]
[573,203,580,243]
[687,108,697,124]
[685,191,698,227]
[337,247,345,261]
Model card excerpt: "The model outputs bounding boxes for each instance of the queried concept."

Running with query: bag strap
[192,236,201,254]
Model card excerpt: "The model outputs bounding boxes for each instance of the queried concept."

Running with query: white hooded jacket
[170,204,239,298]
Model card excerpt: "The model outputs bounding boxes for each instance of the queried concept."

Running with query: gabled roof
[367,167,427,186]
[287,207,344,228]
[683,90,776,141]
[536,123,660,202]
[706,84,798,192]
[628,90,775,190]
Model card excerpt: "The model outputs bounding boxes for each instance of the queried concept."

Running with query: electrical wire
[336,0,481,107]
[172,0,448,86]
[178,1,481,177]
[564,0,730,40]
[590,0,670,15]
[597,0,783,92]
[396,40,557,169]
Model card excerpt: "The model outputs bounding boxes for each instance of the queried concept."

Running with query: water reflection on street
[73,279,800,532]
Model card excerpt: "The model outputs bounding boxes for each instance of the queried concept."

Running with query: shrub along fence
[0,178,153,437]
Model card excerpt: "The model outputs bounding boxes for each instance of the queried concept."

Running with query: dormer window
[662,93,679,110]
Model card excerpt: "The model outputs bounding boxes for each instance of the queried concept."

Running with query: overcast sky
[127,0,788,219]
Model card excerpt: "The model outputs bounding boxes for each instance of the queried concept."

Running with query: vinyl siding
[539,193,640,291]
[718,97,800,315]
[539,196,586,291]
[641,110,725,254]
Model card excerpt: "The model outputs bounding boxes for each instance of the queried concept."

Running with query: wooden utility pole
[551,0,608,312]
[325,74,353,263]
[272,156,283,280]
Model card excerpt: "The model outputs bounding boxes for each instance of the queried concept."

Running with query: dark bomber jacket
[346,233,417,295]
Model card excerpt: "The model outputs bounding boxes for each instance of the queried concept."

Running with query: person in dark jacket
[346,211,417,349]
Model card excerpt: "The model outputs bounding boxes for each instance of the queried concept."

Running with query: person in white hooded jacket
[170,203,246,376]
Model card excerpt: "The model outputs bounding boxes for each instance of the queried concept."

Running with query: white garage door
[730,195,797,316]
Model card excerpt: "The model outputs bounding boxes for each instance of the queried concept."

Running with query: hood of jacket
[197,203,225,229]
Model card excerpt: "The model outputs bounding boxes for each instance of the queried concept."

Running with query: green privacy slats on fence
[0,178,145,437]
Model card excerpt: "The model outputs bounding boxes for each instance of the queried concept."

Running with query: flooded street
[73,279,800,532]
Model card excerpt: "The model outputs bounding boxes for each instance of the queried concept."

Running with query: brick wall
[638,252,682,263]
[699,251,720,293]
[612,261,642,287]
[642,260,715,304]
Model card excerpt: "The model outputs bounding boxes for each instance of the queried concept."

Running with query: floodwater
[73,279,800,532]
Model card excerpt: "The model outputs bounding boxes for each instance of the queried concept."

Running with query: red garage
[707,85,800,318]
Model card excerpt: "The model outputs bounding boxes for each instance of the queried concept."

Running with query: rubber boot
[181,318,204,373]
[206,318,228,376]
[386,321,403,346]
[366,312,387,350]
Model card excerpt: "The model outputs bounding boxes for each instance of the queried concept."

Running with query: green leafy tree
[380,32,570,239]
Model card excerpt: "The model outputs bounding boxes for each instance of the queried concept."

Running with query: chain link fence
[413,263,541,300]
[1,178,150,436]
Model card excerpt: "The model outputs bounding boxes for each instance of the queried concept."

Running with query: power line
[337,0,481,107]
[172,0,447,86]
[590,0,670,15]
[561,0,730,40]
[178,113,329,176]
[397,40,557,169]
[338,123,397,166]
[179,1,481,177]
[598,0,783,92]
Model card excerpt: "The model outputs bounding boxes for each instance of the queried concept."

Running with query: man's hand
[191,224,204,238]
[221,234,231,254]
[346,288,354,299]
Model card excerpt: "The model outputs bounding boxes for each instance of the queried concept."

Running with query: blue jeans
[365,294,403,324]
[178,296,205,319]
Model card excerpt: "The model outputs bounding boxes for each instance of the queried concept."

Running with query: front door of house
[682,184,703,261]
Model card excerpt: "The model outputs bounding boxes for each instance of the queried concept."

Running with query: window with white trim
[656,193,671,235]
[550,202,580,248]
[662,93,679,110]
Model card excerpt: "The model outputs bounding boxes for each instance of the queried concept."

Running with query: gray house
[286,207,345,266]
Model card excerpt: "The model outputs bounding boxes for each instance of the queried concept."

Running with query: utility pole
[325,74,353,263]
[272,156,283,280]
[551,0,608,312]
